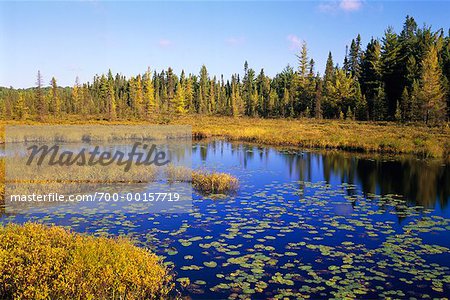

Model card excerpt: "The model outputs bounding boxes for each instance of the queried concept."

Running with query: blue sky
[1,1,450,88]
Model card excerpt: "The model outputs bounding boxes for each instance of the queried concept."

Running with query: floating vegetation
[1,141,449,299]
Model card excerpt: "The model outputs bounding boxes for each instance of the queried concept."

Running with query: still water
[1,140,450,299]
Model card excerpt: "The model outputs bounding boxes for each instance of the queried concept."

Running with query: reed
[192,170,239,194]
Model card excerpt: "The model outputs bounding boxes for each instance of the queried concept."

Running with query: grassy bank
[180,116,450,159]
[0,223,173,300]
[1,115,449,158]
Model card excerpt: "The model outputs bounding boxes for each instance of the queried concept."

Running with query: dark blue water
[1,140,450,299]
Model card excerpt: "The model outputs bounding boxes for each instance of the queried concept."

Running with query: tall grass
[2,116,447,158]
[192,171,239,194]
[164,164,239,194]
[177,116,450,159]
[0,223,173,300]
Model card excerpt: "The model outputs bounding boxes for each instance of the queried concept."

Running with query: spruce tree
[143,68,156,117]
[373,86,387,121]
[381,27,402,118]
[50,77,60,117]
[361,38,382,118]
[36,70,46,120]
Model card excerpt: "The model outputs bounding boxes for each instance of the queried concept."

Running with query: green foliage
[0,16,448,124]
[0,223,173,300]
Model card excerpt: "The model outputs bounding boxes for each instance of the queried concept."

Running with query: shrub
[0,223,173,300]
[192,171,239,195]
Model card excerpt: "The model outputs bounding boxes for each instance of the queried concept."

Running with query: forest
[1,16,449,125]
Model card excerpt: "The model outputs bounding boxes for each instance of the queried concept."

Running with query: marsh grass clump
[192,170,239,195]
[165,164,192,183]
[0,223,173,300]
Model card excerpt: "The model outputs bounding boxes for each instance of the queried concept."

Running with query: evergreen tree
[324,52,335,88]
[143,68,156,117]
[381,27,403,118]
[314,79,323,119]
[348,34,363,80]
[401,87,411,121]
[373,86,387,121]
[71,76,81,115]
[50,77,60,117]
[36,70,46,119]
[410,79,422,121]
[355,95,369,120]
[199,65,209,113]
[361,38,383,118]
[107,80,117,121]
[419,45,447,124]
[174,82,187,114]
[297,41,309,83]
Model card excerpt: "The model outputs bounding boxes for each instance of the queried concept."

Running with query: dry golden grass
[177,116,450,159]
[0,223,173,300]
[192,170,239,195]
[1,115,449,158]
[164,164,239,194]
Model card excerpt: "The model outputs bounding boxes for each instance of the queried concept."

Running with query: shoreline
[1,115,449,159]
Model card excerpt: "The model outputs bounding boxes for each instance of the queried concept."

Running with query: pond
[1,139,450,299]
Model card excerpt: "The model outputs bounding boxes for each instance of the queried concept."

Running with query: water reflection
[193,140,450,211]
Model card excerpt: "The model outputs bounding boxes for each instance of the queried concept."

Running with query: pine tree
[419,45,447,124]
[355,95,369,120]
[297,41,309,84]
[243,62,256,116]
[401,87,411,121]
[373,86,387,121]
[143,68,156,117]
[324,52,335,88]
[185,77,194,113]
[50,77,60,117]
[361,38,382,119]
[346,106,354,120]
[166,68,175,113]
[349,34,363,80]
[107,81,117,121]
[381,27,402,118]
[199,65,209,114]
[36,70,46,119]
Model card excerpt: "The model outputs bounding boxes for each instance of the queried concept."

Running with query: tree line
[1,16,449,125]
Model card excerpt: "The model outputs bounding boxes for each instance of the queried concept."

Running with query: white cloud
[225,36,245,46]
[158,39,172,47]
[318,0,363,13]
[339,0,363,11]
[287,34,302,51]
